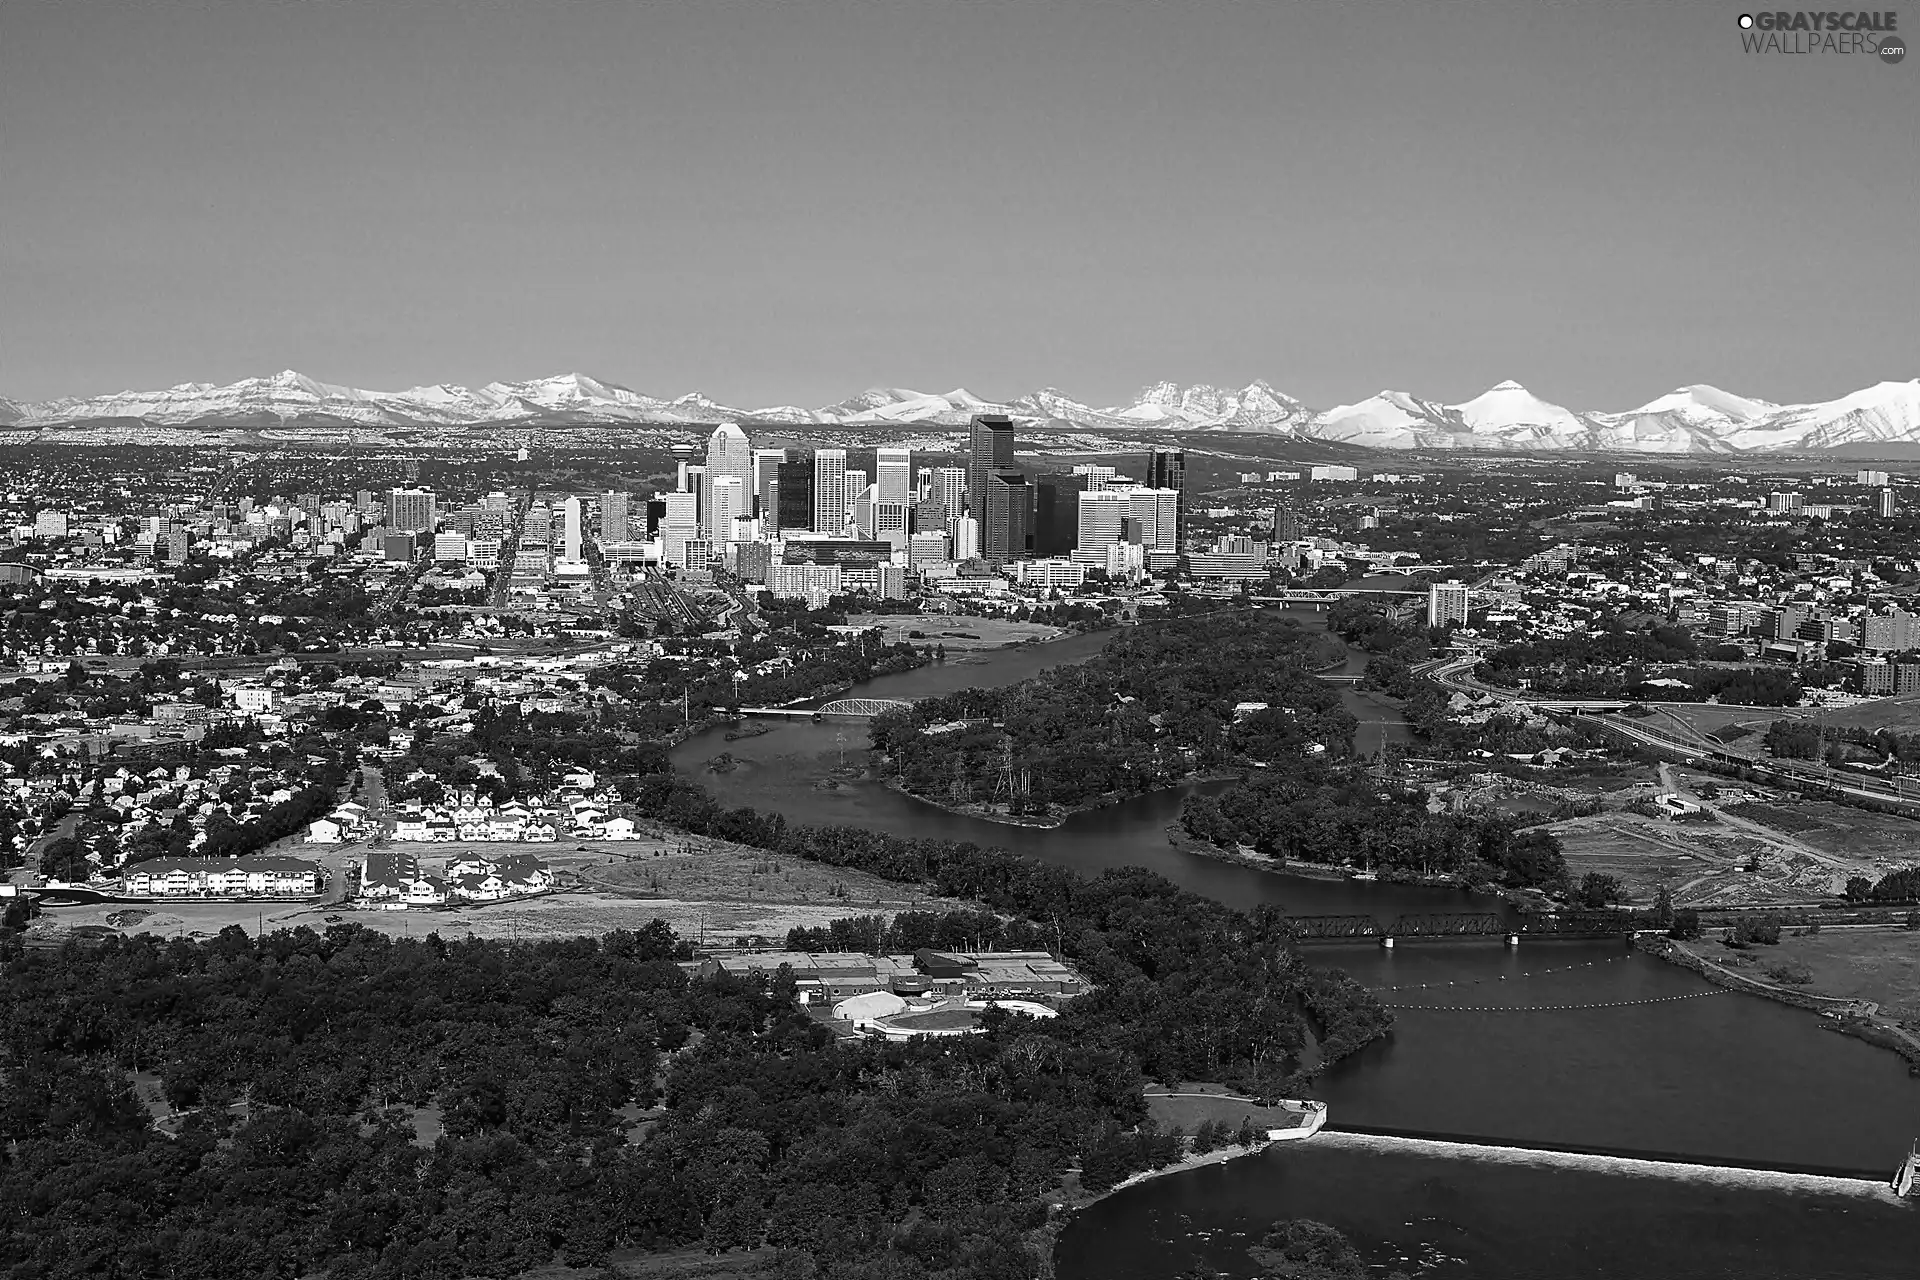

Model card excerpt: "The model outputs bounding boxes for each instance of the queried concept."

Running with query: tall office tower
[934,467,968,523]
[952,515,981,561]
[644,498,668,538]
[354,490,378,516]
[1034,472,1090,556]
[703,423,753,536]
[813,448,849,533]
[1077,489,1132,551]
[385,487,438,533]
[982,470,1033,565]
[1880,488,1899,518]
[776,459,814,531]
[852,484,881,539]
[1073,464,1119,491]
[1767,491,1804,514]
[844,469,868,502]
[600,491,631,542]
[968,415,1016,524]
[753,449,786,518]
[709,476,747,542]
[681,464,706,531]
[1145,450,1187,541]
[1273,507,1303,542]
[877,448,913,503]
[658,491,698,567]
[915,466,934,501]
[915,500,948,538]
[1427,582,1471,628]
[1128,487,1181,552]
[561,496,584,562]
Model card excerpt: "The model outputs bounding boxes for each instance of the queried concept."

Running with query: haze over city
[3,0,1914,409]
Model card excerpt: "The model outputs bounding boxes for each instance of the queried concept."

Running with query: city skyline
[5,1,1914,410]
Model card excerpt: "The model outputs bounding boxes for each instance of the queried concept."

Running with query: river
[668,612,1920,1276]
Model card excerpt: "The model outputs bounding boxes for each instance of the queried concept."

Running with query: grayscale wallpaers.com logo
[1737,11,1906,61]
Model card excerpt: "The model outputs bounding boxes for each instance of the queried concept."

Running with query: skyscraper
[1427,582,1471,628]
[877,448,913,503]
[561,496,583,562]
[776,460,814,532]
[753,449,787,518]
[658,491,697,567]
[813,448,848,534]
[703,423,752,538]
[1880,488,1899,518]
[1076,489,1131,551]
[934,467,968,523]
[709,476,747,542]
[968,415,1015,524]
[1145,450,1187,544]
[1034,472,1089,556]
[982,470,1033,565]
[1273,507,1303,542]
[600,491,630,542]
[1128,487,1181,552]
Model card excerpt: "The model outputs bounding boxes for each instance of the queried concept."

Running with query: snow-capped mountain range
[6,369,1920,454]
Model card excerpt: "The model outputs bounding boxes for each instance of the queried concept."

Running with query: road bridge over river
[737,698,915,720]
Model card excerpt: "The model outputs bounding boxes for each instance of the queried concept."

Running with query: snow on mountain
[10,369,1920,454]
[1719,380,1920,452]
[1308,391,1465,449]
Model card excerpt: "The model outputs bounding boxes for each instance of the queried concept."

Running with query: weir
[1310,1129,1904,1197]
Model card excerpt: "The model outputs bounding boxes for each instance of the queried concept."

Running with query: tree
[1668,908,1702,940]
[1575,871,1624,909]
[1651,884,1675,930]
[1845,875,1875,903]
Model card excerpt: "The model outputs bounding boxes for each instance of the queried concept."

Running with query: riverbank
[1644,934,1920,1075]
[1030,1138,1274,1277]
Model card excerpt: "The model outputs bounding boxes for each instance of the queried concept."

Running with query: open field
[848,614,1067,650]
[1783,694,1920,737]
[1712,928,1920,1023]
[1649,704,1776,742]
[1725,801,1920,864]
[1143,1085,1306,1134]
[22,831,972,948]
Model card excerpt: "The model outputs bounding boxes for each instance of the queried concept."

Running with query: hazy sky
[3,0,1914,409]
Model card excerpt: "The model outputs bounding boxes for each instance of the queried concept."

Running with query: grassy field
[23,830,971,948]
[1723,928,1920,1022]
[849,614,1067,650]
[1787,695,1920,736]
[1143,1085,1305,1134]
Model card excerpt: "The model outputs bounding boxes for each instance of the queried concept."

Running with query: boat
[1894,1140,1920,1197]
[1264,1099,1329,1142]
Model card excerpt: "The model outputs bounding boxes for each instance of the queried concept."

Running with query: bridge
[1285,911,1639,947]
[737,698,915,720]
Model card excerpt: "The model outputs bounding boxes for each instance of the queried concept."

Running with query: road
[489,490,534,610]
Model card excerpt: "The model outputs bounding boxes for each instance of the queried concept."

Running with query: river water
[669,615,1920,1275]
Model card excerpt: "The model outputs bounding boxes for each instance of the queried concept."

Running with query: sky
[2,0,1915,411]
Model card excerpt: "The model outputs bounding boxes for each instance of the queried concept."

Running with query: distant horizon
[5,2,1915,411]
[9,365,1919,415]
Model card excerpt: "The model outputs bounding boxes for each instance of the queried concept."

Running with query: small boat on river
[1894,1140,1919,1197]
[1264,1099,1328,1142]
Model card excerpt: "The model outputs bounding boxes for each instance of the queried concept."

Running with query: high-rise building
[776,460,814,531]
[385,488,438,533]
[813,449,849,534]
[1767,491,1804,514]
[968,415,1016,524]
[915,466,934,501]
[1034,473,1088,557]
[1077,489,1131,551]
[1857,470,1891,487]
[934,467,968,525]
[1427,582,1471,628]
[1145,450,1187,544]
[1864,609,1920,652]
[877,448,913,503]
[709,476,747,542]
[753,449,787,518]
[952,515,981,562]
[1273,507,1303,542]
[658,491,698,567]
[982,470,1033,565]
[561,496,584,562]
[703,423,752,537]
[1879,488,1898,518]
[1128,487,1181,552]
[600,491,631,543]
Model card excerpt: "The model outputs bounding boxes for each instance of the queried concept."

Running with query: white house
[305,817,343,844]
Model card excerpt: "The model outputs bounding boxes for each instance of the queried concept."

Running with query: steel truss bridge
[738,698,915,719]
[1284,911,1638,944]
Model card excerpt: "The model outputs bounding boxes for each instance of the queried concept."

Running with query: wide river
[669,614,1920,1276]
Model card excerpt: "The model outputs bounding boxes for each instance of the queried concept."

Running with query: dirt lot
[849,614,1066,650]
[1726,801,1920,864]
[1714,927,1920,1022]
[23,830,973,948]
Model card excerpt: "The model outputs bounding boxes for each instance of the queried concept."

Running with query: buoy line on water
[1381,990,1732,1013]
[1366,954,1638,992]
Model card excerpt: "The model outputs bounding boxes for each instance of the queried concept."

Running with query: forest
[1174,760,1569,889]
[866,612,1354,816]
[3,765,1395,1280]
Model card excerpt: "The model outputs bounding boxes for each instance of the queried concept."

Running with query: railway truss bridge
[1285,911,1639,948]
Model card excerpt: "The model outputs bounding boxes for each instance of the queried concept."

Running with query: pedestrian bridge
[738,698,914,719]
